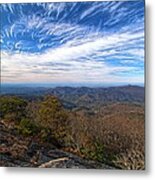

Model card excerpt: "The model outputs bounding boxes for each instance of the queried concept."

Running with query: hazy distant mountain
[1,85,144,109]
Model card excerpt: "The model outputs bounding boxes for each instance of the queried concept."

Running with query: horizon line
[1,82,144,88]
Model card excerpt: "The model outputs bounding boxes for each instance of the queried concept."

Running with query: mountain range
[1,85,144,109]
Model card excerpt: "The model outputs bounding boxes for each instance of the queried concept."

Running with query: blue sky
[1,1,144,86]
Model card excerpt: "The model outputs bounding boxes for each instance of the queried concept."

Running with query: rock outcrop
[0,121,113,169]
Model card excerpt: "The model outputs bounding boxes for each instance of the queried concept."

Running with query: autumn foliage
[0,95,145,169]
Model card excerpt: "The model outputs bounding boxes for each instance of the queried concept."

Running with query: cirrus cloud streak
[1,1,144,85]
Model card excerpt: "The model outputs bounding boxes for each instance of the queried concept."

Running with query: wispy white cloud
[1,28,144,84]
[1,1,144,85]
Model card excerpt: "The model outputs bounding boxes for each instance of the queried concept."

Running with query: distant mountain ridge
[1,85,144,109]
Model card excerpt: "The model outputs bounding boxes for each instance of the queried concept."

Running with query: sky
[0,1,145,86]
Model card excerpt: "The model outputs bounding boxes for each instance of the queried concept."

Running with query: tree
[27,95,70,144]
[0,96,27,121]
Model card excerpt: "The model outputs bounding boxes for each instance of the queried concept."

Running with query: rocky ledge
[0,121,114,169]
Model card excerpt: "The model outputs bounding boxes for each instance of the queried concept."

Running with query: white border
[0,0,155,180]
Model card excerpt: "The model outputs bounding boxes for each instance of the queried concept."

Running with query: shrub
[67,103,144,169]
[26,96,70,145]
[0,96,27,121]
[18,118,39,136]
